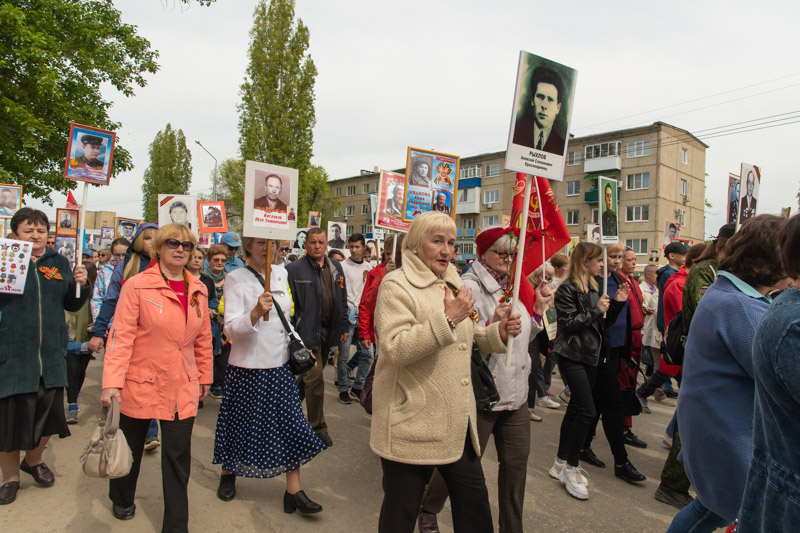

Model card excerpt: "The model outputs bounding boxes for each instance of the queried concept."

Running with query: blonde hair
[150,224,197,261]
[402,211,456,254]
[568,242,602,293]
[122,226,157,280]
[528,264,555,287]
[607,243,625,255]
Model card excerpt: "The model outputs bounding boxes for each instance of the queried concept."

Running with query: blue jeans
[337,307,374,393]
[147,418,159,438]
[666,498,730,533]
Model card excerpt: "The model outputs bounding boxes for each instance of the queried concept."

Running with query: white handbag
[80,396,133,479]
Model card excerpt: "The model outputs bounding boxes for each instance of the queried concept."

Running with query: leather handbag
[80,396,133,479]
[471,343,500,412]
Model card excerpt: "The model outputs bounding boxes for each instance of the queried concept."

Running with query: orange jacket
[102,262,213,420]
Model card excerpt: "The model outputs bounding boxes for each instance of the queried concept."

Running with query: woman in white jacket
[212,237,325,514]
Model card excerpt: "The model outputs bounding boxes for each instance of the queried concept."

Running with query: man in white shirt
[336,233,373,404]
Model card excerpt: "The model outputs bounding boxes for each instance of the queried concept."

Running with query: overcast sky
[29,0,800,237]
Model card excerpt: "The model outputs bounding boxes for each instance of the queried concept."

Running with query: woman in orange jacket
[101,224,213,531]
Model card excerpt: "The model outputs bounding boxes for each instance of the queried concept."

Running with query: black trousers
[582,352,628,465]
[637,369,670,398]
[556,356,599,466]
[110,413,195,533]
[212,342,231,389]
[66,353,92,404]
[379,434,492,533]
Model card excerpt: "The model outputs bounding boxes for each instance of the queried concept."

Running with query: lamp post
[195,140,218,201]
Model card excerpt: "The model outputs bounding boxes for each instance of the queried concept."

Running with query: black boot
[284,490,322,514]
[615,461,646,483]
[217,474,236,501]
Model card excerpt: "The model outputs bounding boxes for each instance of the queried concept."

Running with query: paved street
[3,355,707,532]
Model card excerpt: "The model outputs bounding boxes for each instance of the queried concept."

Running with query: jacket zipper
[35,267,43,376]
[577,292,603,359]
[143,297,163,313]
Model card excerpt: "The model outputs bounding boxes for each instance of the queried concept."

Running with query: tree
[141,124,192,222]
[0,0,159,200]
[238,0,322,217]
[210,158,246,231]
[301,165,340,227]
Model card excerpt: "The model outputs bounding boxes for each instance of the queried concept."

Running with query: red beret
[476,226,519,257]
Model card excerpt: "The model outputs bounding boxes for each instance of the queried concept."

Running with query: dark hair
[779,213,800,279]
[697,235,730,263]
[348,233,365,246]
[307,227,326,239]
[529,66,563,104]
[111,237,130,250]
[265,173,283,187]
[83,260,98,289]
[684,243,708,269]
[10,207,49,233]
[328,250,345,261]
[169,201,188,213]
[720,215,786,288]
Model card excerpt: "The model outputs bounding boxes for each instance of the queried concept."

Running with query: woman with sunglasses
[101,224,213,530]
[203,244,230,399]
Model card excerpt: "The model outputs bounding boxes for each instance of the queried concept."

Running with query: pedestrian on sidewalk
[65,260,99,424]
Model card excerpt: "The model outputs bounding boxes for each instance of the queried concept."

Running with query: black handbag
[245,266,315,375]
[471,343,500,412]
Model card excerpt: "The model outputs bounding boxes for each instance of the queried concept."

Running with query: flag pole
[75,182,89,297]
[534,177,547,281]
[505,173,532,367]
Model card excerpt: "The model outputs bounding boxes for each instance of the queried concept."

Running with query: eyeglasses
[489,249,512,260]
[279,247,291,252]
[164,238,195,252]
[210,257,227,263]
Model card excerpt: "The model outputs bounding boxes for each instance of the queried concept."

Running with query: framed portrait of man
[63,123,116,186]
[403,148,459,223]
[727,174,740,226]
[294,228,308,251]
[505,51,577,181]
[116,217,140,241]
[158,194,198,235]
[197,201,228,233]
[0,184,22,219]
[648,248,660,264]
[308,211,321,228]
[586,224,601,245]
[55,208,79,237]
[243,161,298,241]
[327,221,346,250]
[375,170,411,232]
[56,236,77,265]
[737,163,761,230]
[663,221,680,246]
[598,176,619,244]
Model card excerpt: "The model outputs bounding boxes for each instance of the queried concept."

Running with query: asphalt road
[2,355,717,532]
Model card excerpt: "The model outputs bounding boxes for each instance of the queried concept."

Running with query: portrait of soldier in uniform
[601,183,618,237]
[739,170,758,223]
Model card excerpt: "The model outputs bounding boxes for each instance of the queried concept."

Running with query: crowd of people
[1,206,799,533]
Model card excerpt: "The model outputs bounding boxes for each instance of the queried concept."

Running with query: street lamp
[195,140,218,201]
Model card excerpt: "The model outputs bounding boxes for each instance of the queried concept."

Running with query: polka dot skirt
[213,363,326,478]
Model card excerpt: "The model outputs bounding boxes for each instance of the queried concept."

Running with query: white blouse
[223,264,296,369]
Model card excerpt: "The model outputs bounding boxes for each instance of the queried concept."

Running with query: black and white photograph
[327,221,345,249]
[243,160,298,241]
[737,163,760,228]
[56,236,76,264]
[663,221,680,245]
[158,194,197,234]
[408,154,434,188]
[56,208,79,237]
[0,184,22,219]
[116,217,140,241]
[198,201,228,233]
[294,229,308,251]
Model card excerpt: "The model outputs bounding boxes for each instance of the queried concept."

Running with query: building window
[460,165,480,179]
[627,140,651,158]
[483,215,499,228]
[677,209,686,226]
[456,239,475,255]
[626,172,650,190]
[335,186,341,196]
[346,225,353,235]
[334,208,340,217]
[362,183,370,194]
[625,239,648,254]
[591,208,599,224]
[566,210,580,225]
[680,178,688,196]
[567,150,582,166]
[462,217,475,229]
[626,205,650,222]
[361,204,369,215]
[484,189,500,205]
[567,180,581,196]
[681,148,689,165]
[585,141,622,160]
[485,164,501,177]
[346,185,355,196]
[360,224,372,234]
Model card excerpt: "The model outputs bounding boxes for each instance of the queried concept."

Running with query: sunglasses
[164,238,195,252]
[279,247,291,252]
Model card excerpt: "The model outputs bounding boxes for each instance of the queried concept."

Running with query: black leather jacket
[552,278,624,367]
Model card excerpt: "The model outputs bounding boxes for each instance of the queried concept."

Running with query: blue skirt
[212,363,325,478]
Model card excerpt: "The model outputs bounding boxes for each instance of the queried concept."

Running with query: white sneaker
[538,396,561,409]
[559,465,589,500]
[662,434,673,449]
[549,458,588,486]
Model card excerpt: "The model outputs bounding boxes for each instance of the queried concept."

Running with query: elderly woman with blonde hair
[101,223,213,530]
[371,212,523,533]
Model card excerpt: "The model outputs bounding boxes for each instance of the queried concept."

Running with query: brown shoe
[20,459,54,487]
[0,481,19,504]
[418,510,440,533]
[529,408,542,422]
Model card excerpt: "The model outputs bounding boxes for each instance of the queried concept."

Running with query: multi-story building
[327,122,707,263]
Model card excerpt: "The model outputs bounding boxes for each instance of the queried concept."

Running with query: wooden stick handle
[263,240,272,321]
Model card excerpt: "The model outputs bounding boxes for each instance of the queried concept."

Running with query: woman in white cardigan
[212,237,325,514]
[371,212,522,533]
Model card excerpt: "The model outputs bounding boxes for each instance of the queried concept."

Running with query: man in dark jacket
[656,242,688,334]
[287,227,348,447]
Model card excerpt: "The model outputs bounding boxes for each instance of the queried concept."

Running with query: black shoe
[284,490,322,514]
[316,431,332,447]
[349,388,362,400]
[615,461,646,483]
[580,448,606,468]
[654,483,694,509]
[20,459,55,487]
[418,509,440,533]
[112,502,136,520]
[665,390,679,399]
[624,430,648,448]
[338,391,351,404]
[0,481,19,505]
[217,474,236,502]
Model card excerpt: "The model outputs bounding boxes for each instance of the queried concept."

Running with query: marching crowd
[1,206,799,533]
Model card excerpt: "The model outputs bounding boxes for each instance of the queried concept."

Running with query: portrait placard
[542,302,558,339]
[586,224,601,245]
[197,233,211,248]
[403,148,459,223]
[197,201,228,234]
[663,221,680,246]
[376,170,411,232]
[56,236,77,265]
[567,236,579,256]
[308,211,321,228]
[648,248,661,264]
[598,176,619,244]
[505,51,577,181]
[243,161,298,241]
[293,228,309,252]
[0,184,22,219]
[737,163,760,229]
[327,221,346,250]
[0,238,33,294]
[158,194,198,236]
[115,217,140,241]
[55,208,79,237]
[100,227,115,249]
[63,123,116,186]
[727,174,740,226]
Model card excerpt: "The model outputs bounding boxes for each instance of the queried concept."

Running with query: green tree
[141,124,192,222]
[0,0,159,199]
[301,165,340,227]
[238,0,322,217]
[211,158,246,231]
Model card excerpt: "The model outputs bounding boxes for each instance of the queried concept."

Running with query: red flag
[66,191,79,209]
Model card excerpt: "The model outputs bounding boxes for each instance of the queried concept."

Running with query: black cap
[80,134,104,146]
[120,220,136,227]
[717,223,736,240]
[664,241,689,256]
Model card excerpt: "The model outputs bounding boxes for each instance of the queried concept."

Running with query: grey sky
[28,0,800,238]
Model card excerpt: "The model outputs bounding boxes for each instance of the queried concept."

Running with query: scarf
[203,264,225,283]
[478,258,509,291]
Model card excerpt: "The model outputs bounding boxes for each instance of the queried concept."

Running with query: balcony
[584,155,622,173]
[584,186,620,205]
[457,228,476,238]
[456,194,480,214]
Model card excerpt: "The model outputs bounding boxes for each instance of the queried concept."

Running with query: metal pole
[195,140,218,201]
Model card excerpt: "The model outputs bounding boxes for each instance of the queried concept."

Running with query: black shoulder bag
[245,266,315,375]
[472,344,500,412]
